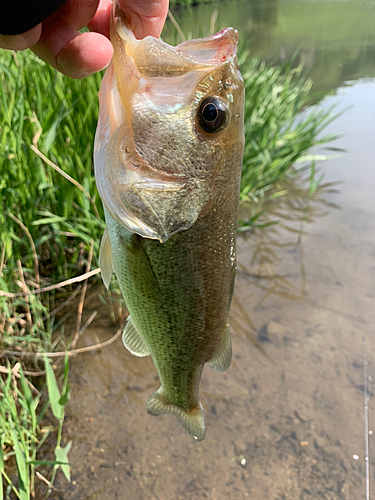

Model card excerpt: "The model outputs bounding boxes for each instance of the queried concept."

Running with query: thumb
[117,0,169,39]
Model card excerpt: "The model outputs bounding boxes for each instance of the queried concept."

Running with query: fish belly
[105,206,235,439]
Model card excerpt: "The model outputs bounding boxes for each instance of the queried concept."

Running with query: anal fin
[146,389,206,441]
[122,316,150,357]
[208,325,232,372]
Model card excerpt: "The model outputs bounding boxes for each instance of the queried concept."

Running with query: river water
[52,1,375,498]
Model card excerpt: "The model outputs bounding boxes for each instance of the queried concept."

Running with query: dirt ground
[51,179,375,500]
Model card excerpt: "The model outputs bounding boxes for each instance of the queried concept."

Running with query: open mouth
[112,1,239,78]
[94,2,243,243]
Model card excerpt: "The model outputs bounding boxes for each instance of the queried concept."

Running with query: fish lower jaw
[146,389,206,441]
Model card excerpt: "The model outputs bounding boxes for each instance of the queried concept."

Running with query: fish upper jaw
[112,0,239,78]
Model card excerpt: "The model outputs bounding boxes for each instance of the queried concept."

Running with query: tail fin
[146,390,206,441]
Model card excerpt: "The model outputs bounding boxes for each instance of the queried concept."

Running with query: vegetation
[0,51,104,353]
[0,358,70,499]
[0,41,335,497]
[238,53,337,228]
[0,50,104,498]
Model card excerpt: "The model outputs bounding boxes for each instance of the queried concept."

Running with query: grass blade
[44,358,63,420]
[9,424,29,500]
[0,436,4,500]
[54,442,72,482]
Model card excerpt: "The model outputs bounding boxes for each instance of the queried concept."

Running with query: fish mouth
[94,2,243,243]
[177,28,239,65]
[112,1,239,77]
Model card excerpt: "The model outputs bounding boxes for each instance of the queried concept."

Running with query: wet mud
[51,177,375,500]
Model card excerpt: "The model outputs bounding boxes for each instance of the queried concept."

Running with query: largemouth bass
[94,2,244,440]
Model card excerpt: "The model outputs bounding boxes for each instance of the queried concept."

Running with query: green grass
[238,53,338,227]
[0,359,70,499]
[0,44,337,496]
[0,52,104,276]
[0,50,102,497]
[0,50,105,352]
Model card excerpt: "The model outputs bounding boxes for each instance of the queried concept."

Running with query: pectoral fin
[99,227,113,290]
[122,316,150,357]
[208,325,232,372]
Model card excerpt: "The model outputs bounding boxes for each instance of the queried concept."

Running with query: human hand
[0,0,169,79]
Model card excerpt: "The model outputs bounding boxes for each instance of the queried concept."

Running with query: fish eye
[197,97,228,134]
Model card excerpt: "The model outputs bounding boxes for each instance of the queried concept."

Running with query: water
[164,0,375,93]
[52,1,375,498]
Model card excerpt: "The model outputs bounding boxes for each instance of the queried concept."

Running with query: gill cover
[94,2,240,242]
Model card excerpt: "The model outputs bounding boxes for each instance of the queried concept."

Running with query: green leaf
[19,367,36,429]
[0,436,4,500]
[59,383,70,407]
[42,102,64,151]
[31,215,66,226]
[18,368,32,407]
[60,356,70,407]
[27,460,70,466]
[9,424,29,500]
[0,436,4,471]
[44,358,63,420]
[54,442,72,482]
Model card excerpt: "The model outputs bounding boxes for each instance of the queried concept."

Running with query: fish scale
[94,0,244,440]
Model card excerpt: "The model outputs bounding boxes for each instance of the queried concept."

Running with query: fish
[94,1,245,441]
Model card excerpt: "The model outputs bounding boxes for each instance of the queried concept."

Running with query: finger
[56,32,113,78]
[118,0,169,39]
[87,0,112,38]
[0,24,42,50]
[57,0,100,30]
[32,19,113,79]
